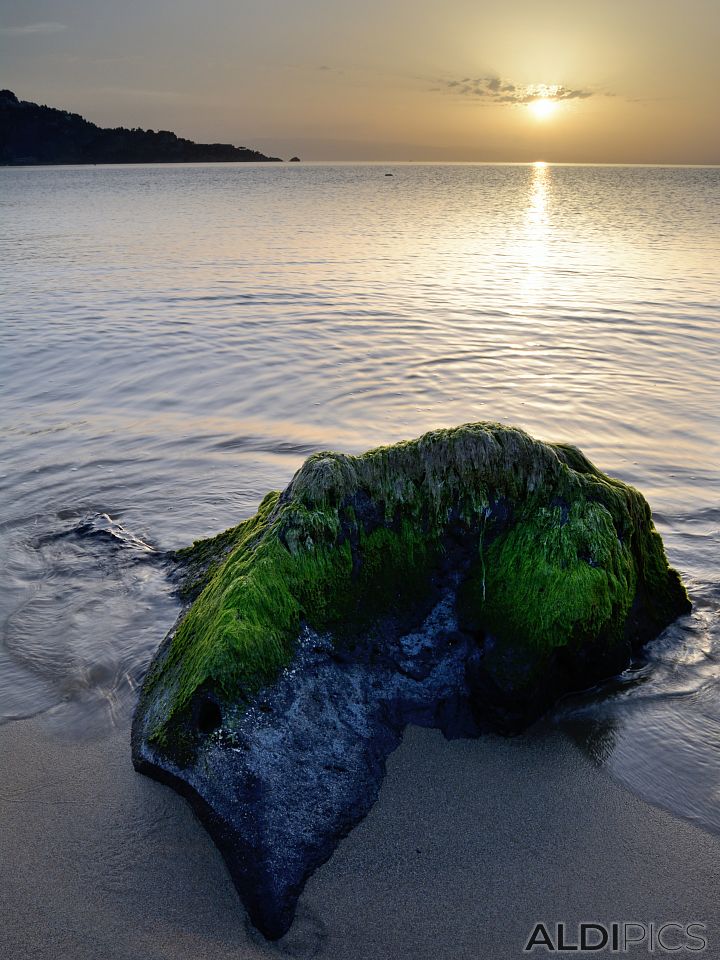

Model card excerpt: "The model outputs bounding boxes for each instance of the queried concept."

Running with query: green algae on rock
[132,422,690,938]
[137,421,689,753]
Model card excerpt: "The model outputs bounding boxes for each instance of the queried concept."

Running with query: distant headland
[0,90,283,165]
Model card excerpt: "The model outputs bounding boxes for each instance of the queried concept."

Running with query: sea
[1,161,718,836]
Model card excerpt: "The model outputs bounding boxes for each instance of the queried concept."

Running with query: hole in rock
[197,698,222,734]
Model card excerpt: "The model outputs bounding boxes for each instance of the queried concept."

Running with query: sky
[1,0,719,162]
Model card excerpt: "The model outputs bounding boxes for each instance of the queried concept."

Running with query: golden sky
[2,0,719,161]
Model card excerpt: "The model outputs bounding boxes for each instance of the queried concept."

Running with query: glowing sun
[528,97,558,120]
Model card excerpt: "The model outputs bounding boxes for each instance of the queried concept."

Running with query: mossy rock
[132,422,689,938]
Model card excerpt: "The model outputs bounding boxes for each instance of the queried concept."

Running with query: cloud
[441,76,594,105]
[0,22,67,36]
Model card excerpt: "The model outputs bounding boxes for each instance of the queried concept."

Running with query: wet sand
[1,717,719,960]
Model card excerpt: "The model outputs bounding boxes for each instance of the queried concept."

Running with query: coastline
[2,716,718,960]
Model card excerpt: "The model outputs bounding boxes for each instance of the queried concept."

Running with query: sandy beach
[1,715,718,960]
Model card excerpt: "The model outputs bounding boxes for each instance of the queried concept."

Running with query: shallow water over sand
[1,162,719,834]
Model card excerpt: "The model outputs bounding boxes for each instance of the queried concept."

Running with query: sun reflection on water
[527,161,549,223]
[521,161,552,300]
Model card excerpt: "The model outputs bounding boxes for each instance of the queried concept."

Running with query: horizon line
[2,159,718,169]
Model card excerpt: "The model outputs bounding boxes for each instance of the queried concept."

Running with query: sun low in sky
[523,87,565,121]
[1,0,718,162]
[528,99,557,120]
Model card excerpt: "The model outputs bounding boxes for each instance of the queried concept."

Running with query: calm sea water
[1,163,718,833]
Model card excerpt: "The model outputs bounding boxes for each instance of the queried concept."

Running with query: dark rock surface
[135,587,483,939]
